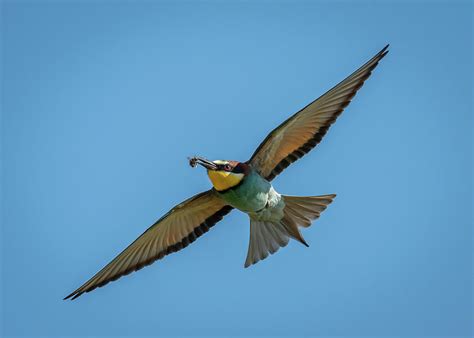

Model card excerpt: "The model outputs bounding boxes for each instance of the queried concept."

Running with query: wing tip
[64,288,85,300]
[63,292,78,301]
[379,44,390,58]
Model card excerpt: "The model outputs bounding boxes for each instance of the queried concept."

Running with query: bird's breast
[216,170,271,213]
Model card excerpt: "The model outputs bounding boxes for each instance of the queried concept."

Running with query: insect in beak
[188,156,218,170]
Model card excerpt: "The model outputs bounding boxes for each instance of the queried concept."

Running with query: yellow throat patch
[207,170,244,191]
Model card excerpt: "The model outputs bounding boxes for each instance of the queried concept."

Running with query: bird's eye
[224,164,232,171]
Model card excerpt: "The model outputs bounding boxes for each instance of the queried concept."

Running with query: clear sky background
[1,1,472,337]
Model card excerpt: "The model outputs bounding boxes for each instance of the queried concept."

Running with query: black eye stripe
[217,162,245,173]
[232,163,245,174]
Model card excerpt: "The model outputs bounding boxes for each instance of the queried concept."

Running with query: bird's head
[189,157,249,192]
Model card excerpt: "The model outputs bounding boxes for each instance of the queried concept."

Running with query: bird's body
[214,165,272,213]
[204,161,334,265]
[213,166,286,228]
[65,45,389,300]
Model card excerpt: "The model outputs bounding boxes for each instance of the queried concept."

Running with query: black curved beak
[189,156,218,170]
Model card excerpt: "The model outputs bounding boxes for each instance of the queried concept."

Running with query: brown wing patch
[64,190,233,300]
[249,45,389,181]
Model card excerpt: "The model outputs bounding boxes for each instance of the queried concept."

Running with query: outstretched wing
[249,45,389,181]
[65,190,232,300]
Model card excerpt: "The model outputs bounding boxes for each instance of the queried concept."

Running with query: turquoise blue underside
[217,169,271,213]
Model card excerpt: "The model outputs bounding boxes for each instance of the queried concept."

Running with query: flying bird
[65,45,389,300]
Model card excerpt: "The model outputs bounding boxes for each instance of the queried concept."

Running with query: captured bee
[189,157,198,168]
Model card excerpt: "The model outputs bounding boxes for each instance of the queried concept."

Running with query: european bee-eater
[65,45,388,300]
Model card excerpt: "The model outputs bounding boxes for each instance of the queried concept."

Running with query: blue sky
[1,1,472,337]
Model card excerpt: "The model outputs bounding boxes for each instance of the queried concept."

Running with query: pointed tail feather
[283,194,336,227]
[281,194,336,246]
[244,194,336,267]
[244,220,290,268]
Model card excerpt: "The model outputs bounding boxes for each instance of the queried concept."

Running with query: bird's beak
[189,156,218,170]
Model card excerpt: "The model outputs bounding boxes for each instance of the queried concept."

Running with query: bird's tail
[244,194,336,267]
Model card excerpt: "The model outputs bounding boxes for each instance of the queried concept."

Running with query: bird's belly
[217,171,271,213]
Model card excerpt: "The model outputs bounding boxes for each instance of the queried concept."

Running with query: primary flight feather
[65,45,389,300]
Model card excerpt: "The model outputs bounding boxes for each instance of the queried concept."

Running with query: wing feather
[64,190,232,300]
[249,45,389,180]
